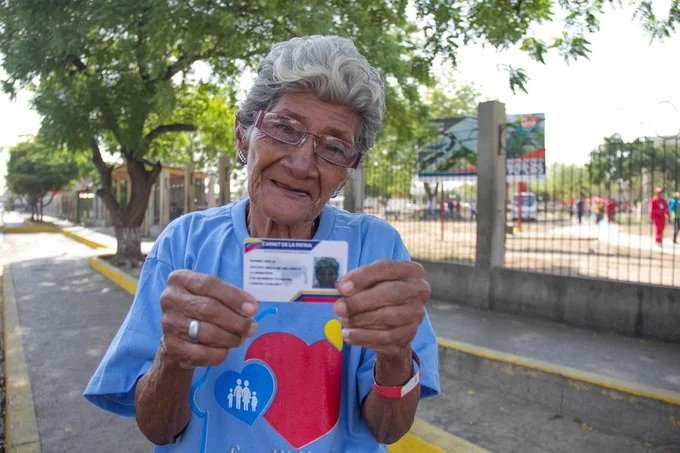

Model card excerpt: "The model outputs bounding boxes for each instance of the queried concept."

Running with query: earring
[237,148,247,165]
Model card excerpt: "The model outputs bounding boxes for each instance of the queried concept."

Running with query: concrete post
[342,167,364,213]
[476,101,506,270]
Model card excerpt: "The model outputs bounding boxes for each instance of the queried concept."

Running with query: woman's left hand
[333,260,431,359]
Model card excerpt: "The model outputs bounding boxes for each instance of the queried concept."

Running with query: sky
[2,2,680,195]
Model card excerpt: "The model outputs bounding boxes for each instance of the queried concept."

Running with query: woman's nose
[287,133,318,172]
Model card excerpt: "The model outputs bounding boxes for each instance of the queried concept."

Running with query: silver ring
[188,319,200,344]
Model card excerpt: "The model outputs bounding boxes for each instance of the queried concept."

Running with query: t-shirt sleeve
[83,254,173,417]
[356,229,441,404]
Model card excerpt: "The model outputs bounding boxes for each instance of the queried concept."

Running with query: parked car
[511,192,538,221]
[383,198,418,220]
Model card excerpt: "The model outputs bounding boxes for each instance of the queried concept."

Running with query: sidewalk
[2,212,155,254]
[426,301,680,394]
[2,232,151,453]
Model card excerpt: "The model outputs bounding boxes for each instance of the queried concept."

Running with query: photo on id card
[244,238,348,303]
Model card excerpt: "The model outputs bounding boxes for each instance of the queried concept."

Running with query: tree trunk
[90,139,161,262]
[114,226,143,262]
[39,198,44,222]
[423,182,440,203]
[218,155,231,206]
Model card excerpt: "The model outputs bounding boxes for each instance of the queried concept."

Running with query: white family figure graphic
[227,379,259,412]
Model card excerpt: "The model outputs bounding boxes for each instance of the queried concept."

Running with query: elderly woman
[85,35,439,452]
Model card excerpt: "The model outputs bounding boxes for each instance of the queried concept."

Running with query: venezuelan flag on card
[244,239,348,303]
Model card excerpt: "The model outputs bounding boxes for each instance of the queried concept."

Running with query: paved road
[2,232,152,453]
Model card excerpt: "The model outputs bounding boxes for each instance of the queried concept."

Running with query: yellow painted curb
[88,256,138,296]
[2,266,41,452]
[389,419,489,453]
[438,337,680,407]
[86,256,483,453]
[3,227,59,234]
[61,229,110,250]
[3,224,110,250]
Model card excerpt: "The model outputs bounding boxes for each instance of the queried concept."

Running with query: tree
[1,1,677,261]
[587,135,680,200]
[5,141,78,221]
[365,79,482,202]
[0,1,432,261]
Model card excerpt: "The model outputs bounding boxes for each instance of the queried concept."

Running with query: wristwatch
[372,351,421,399]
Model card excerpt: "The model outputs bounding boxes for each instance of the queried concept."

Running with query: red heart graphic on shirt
[245,333,342,449]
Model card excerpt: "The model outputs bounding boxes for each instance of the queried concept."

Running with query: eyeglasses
[254,110,361,168]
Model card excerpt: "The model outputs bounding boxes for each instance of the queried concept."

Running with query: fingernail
[338,316,349,327]
[338,280,354,294]
[243,302,258,316]
[334,301,348,317]
[247,322,258,337]
[342,328,352,343]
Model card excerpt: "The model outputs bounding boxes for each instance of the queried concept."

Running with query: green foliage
[6,141,79,202]
[365,80,481,199]
[415,0,678,93]
[587,135,680,196]
[1,0,678,218]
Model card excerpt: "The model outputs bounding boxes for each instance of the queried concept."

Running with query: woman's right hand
[159,269,259,370]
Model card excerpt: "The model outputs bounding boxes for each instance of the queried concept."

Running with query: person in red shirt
[649,187,671,246]
[606,200,617,223]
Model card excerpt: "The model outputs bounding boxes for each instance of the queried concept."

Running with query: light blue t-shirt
[84,198,440,453]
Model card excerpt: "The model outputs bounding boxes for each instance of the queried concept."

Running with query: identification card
[244,239,348,303]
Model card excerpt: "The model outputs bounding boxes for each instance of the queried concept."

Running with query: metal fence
[362,152,477,264]
[363,136,680,287]
[507,136,680,287]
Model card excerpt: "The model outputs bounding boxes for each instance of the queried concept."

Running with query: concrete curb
[87,254,484,452]
[390,419,489,453]
[438,337,680,407]
[2,266,41,453]
[89,256,137,296]
[3,224,111,251]
[438,337,680,445]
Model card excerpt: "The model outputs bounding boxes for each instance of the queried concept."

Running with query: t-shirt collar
[232,198,336,248]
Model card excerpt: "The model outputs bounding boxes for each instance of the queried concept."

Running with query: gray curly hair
[236,35,386,157]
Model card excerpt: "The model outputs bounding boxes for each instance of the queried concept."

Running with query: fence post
[342,166,364,213]
[476,101,506,270]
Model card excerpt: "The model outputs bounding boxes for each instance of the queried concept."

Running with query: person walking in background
[669,192,680,244]
[577,198,584,224]
[594,203,604,224]
[606,200,617,224]
[649,187,671,247]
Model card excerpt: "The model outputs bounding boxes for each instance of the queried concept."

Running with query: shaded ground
[0,232,151,453]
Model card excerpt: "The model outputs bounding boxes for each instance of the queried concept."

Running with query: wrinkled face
[316,267,338,288]
[238,92,359,226]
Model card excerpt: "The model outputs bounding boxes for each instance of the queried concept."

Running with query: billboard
[505,114,546,182]
[417,114,545,182]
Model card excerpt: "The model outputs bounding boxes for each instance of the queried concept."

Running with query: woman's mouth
[271,179,309,197]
